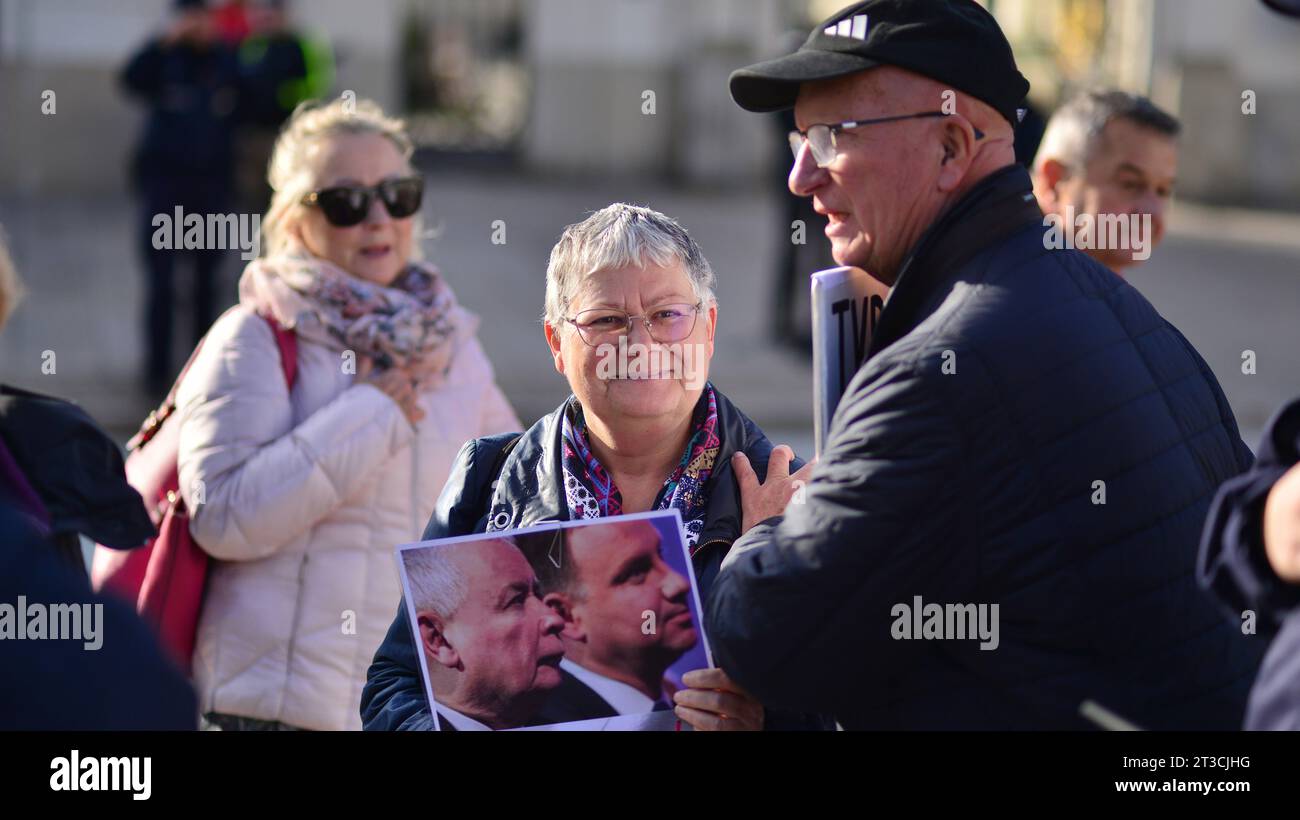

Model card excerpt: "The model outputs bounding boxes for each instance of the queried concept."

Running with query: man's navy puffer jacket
[707,166,1264,730]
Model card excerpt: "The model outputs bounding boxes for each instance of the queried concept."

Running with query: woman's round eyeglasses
[563,301,703,346]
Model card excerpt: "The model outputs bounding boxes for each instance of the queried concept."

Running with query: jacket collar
[486,404,568,531]
[869,164,1043,358]
[485,386,771,548]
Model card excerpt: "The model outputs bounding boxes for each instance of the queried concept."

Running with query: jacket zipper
[692,538,732,559]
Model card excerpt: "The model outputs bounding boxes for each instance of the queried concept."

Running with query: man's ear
[1033,158,1071,209]
[418,611,461,671]
[543,322,566,377]
[544,591,586,642]
[937,117,978,192]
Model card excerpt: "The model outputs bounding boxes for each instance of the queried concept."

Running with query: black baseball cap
[730,0,1030,127]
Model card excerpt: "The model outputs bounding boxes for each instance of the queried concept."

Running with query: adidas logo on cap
[824,13,869,40]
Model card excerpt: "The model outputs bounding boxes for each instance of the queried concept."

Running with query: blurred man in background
[121,0,241,394]
[1032,89,1180,277]
[234,0,334,213]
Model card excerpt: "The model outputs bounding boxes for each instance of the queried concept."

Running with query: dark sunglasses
[300,177,424,227]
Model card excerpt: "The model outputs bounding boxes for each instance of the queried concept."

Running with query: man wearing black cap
[707,0,1262,729]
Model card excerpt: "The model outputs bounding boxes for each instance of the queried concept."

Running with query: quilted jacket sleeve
[178,310,415,562]
[360,599,433,731]
[705,353,971,714]
[1199,397,1300,626]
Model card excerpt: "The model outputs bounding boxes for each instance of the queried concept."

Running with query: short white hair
[543,203,716,328]
[402,544,470,621]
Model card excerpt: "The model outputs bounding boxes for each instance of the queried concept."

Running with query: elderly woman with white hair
[362,203,827,731]
[176,97,519,731]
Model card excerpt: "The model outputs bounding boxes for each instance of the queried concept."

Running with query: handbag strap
[264,314,299,389]
[128,308,298,451]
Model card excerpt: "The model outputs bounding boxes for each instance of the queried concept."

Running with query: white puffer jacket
[176,305,519,730]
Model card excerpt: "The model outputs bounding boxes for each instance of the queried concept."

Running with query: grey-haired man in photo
[706,0,1261,730]
[404,538,566,731]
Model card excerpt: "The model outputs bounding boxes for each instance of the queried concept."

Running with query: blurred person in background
[769,30,833,351]
[0,230,197,730]
[177,97,519,731]
[771,105,835,351]
[122,0,243,394]
[212,0,252,45]
[235,0,335,214]
[1031,89,1179,277]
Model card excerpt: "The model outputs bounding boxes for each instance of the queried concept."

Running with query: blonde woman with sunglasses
[176,97,519,731]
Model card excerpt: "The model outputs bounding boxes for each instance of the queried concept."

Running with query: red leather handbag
[92,310,297,674]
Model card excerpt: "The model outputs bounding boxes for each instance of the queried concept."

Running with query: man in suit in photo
[517,519,700,725]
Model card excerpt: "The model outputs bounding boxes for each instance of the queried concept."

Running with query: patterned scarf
[238,245,475,390]
[561,384,721,551]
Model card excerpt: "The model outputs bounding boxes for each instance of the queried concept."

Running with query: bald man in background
[707,0,1260,730]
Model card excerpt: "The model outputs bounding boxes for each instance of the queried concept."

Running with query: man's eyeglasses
[789,111,985,168]
[564,301,703,346]
[300,176,424,227]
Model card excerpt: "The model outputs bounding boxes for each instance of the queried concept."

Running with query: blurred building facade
[0,0,403,195]
[993,0,1300,209]
[521,0,789,184]
[2,0,1298,206]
